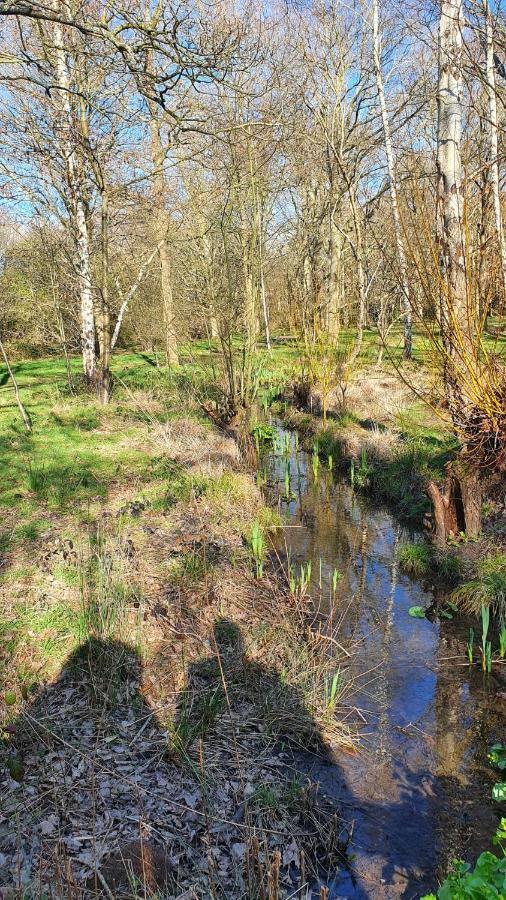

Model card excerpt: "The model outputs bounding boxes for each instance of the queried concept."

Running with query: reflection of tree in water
[0,628,347,897]
[431,623,502,885]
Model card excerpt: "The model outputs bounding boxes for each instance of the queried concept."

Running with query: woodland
[0,1,505,898]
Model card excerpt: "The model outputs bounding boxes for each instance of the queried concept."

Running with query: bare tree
[372,0,412,359]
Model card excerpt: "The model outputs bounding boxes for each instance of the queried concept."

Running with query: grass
[3,339,501,893]
[452,554,506,620]
[283,404,457,526]
[398,541,463,585]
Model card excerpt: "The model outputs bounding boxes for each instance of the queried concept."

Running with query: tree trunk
[437,0,468,378]
[328,198,343,340]
[372,0,412,359]
[427,476,461,547]
[97,187,112,404]
[347,181,367,366]
[436,0,482,538]
[459,469,482,539]
[0,337,32,432]
[484,0,506,304]
[148,96,178,367]
[53,20,96,383]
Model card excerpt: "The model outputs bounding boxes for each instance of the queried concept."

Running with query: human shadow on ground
[1,621,496,899]
[0,637,183,896]
[0,626,349,898]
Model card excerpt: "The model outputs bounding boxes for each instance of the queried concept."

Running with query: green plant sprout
[324,670,341,712]
[328,454,333,471]
[466,627,474,665]
[480,604,492,672]
[499,624,506,659]
[288,561,312,599]
[332,568,342,594]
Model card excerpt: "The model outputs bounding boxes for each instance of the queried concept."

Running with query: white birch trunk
[53,20,96,382]
[484,0,506,303]
[437,0,467,350]
[372,0,412,358]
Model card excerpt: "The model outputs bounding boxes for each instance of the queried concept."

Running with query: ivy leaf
[408,606,426,618]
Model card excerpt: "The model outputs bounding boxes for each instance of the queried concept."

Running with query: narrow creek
[261,420,504,899]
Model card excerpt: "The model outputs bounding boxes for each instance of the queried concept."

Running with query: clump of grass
[168,687,223,763]
[335,410,360,427]
[78,529,142,644]
[398,542,433,578]
[15,520,44,542]
[174,548,210,584]
[452,554,506,620]
[399,541,463,586]
[52,562,80,586]
[438,553,463,585]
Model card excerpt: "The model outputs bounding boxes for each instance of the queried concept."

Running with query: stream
[261,421,504,899]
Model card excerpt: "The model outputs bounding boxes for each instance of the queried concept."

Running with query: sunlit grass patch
[452,554,506,620]
[399,541,463,585]
[399,542,433,578]
[50,404,101,431]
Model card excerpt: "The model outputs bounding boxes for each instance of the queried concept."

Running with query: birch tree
[483,0,506,305]
[51,20,96,382]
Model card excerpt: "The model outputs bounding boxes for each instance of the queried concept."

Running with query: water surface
[262,423,504,899]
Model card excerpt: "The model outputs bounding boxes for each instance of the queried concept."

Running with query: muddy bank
[279,404,434,527]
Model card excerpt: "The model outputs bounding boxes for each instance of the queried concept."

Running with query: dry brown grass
[0,411,353,898]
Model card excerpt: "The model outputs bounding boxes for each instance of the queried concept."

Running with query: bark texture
[53,20,96,382]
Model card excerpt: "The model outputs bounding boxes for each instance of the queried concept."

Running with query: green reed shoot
[289,563,296,595]
[332,568,342,594]
[288,560,312,598]
[251,523,264,578]
[499,624,506,659]
[324,670,341,712]
[284,464,291,499]
[328,454,333,471]
[481,604,492,672]
[300,561,312,592]
[467,627,474,665]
